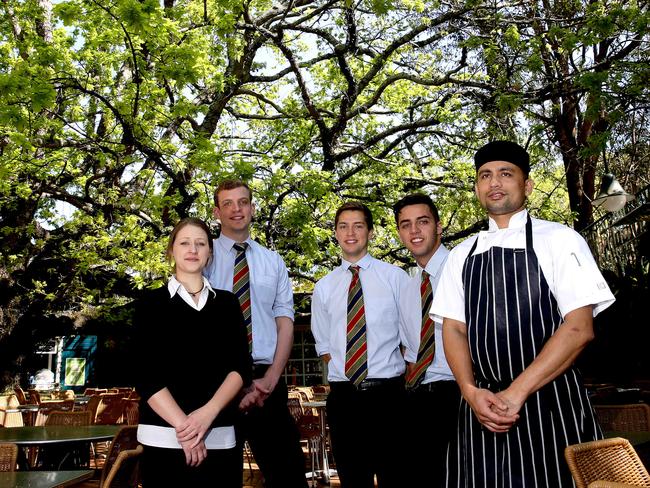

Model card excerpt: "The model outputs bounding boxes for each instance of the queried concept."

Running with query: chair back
[0,443,18,472]
[123,399,139,426]
[594,403,650,432]
[45,410,92,426]
[2,395,24,428]
[564,437,650,488]
[100,425,140,487]
[84,388,108,396]
[35,400,75,426]
[94,394,126,425]
[13,386,27,405]
[27,389,41,405]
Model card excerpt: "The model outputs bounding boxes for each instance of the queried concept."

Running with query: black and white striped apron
[446,216,602,488]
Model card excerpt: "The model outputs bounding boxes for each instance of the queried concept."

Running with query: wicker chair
[122,399,139,426]
[13,386,27,405]
[35,399,75,426]
[564,437,650,488]
[45,410,92,426]
[76,425,141,488]
[38,410,93,470]
[594,404,650,432]
[91,394,126,425]
[2,395,24,428]
[0,443,18,472]
[287,394,322,487]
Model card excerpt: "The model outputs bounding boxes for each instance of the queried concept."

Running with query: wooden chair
[76,425,141,488]
[0,443,18,472]
[594,404,650,432]
[564,437,650,488]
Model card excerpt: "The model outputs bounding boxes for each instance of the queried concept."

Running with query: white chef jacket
[431,209,615,324]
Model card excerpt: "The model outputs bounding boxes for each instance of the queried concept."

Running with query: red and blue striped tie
[345,265,368,386]
[406,271,435,389]
[233,243,252,351]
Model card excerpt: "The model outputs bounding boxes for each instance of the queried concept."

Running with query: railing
[581,185,650,276]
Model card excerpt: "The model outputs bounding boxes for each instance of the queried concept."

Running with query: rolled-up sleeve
[272,255,295,320]
[310,284,330,357]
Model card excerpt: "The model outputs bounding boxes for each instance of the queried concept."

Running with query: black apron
[446,216,601,488]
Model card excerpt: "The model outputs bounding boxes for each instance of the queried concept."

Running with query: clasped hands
[175,405,217,466]
[239,375,276,411]
[466,385,524,433]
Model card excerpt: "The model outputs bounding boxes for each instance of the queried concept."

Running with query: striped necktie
[233,243,252,351]
[406,270,435,389]
[345,265,368,386]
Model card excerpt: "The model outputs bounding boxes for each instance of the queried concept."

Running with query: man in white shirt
[311,201,409,488]
[393,193,460,487]
[205,179,307,488]
[432,141,615,487]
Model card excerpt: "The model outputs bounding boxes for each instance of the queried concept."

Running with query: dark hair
[335,202,374,230]
[166,217,213,269]
[214,179,252,207]
[392,194,439,225]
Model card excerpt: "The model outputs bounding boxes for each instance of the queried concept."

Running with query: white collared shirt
[311,253,408,382]
[432,209,615,324]
[400,245,455,383]
[168,275,214,311]
[204,234,294,365]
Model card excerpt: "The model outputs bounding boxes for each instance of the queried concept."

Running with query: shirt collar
[217,233,254,252]
[168,275,215,297]
[487,209,528,232]
[340,252,373,271]
[420,244,449,279]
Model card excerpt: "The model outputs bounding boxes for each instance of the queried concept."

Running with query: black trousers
[327,377,407,488]
[238,369,307,488]
[405,380,461,488]
[141,444,241,487]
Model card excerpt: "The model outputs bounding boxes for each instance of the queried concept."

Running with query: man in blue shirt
[205,179,307,488]
[311,201,409,488]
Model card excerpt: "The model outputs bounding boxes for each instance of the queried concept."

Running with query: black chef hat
[474,141,530,176]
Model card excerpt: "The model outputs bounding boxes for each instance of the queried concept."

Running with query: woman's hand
[180,438,207,467]
[176,404,219,447]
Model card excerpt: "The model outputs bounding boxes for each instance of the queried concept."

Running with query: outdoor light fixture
[592,173,634,213]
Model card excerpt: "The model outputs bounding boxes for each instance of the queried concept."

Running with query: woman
[134,217,251,487]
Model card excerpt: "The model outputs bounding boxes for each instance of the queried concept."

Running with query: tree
[1,0,647,387]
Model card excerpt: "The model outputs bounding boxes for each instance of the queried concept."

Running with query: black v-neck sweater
[134,286,252,428]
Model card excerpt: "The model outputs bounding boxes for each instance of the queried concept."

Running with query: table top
[0,470,93,488]
[3,405,41,413]
[302,400,326,408]
[0,425,120,445]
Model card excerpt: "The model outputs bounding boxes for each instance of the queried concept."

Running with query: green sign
[65,358,86,386]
